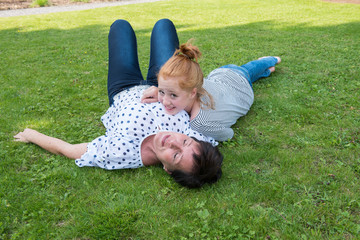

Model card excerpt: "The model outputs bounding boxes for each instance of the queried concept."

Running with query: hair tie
[176,52,191,59]
[182,53,190,59]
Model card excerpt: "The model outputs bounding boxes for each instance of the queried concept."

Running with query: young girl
[141,40,281,141]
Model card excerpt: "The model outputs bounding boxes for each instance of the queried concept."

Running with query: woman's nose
[169,140,180,149]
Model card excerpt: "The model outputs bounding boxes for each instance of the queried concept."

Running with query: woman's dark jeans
[107,19,179,106]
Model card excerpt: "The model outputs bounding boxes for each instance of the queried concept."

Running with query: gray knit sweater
[190,68,254,141]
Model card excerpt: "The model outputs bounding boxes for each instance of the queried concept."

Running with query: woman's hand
[141,86,159,103]
[14,128,36,143]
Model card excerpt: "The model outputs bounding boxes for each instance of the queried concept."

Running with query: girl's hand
[141,86,159,103]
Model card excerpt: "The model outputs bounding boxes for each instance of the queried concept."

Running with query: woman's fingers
[14,131,29,143]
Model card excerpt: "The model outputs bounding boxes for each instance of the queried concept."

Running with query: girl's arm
[14,128,88,159]
[140,86,159,103]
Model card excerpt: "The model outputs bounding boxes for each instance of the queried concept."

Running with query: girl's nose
[163,96,170,105]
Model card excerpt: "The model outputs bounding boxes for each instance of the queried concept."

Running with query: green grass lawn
[1,0,359,239]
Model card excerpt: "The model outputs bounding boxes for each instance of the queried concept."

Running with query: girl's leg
[146,18,179,86]
[220,57,279,87]
[238,57,279,86]
[107,19,144,106]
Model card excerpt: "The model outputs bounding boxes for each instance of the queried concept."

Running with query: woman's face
[153,131,199,174]
[158,76,197,115]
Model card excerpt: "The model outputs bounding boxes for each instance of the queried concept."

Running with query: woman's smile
[162,134,170,147]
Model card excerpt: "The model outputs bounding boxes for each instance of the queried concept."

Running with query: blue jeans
[220,57,278,87]
[107,19,179,106]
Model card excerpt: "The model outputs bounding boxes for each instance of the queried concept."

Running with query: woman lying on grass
[14,19,223,189]
[141,23,281,141]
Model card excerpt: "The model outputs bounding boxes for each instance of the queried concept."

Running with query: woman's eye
[173,153,178,160]
[170,94,177,98]
[159,90,164,95]
[183,139,186,145]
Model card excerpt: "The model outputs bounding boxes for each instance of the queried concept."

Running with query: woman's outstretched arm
[14,128,88,159]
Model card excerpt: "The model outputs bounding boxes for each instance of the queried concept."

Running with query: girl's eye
[183,139,186,145]
[170,94,177,98]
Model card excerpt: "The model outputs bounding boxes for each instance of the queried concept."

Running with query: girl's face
[158,75,197,115]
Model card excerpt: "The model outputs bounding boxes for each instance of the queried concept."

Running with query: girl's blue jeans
[107,19,179,106]
[220,57,278,87]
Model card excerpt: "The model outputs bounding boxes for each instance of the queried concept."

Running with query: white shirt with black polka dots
[75,85,217,170]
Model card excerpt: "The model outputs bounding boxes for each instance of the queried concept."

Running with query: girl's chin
[164,107,175,113]
[165,109,179,115]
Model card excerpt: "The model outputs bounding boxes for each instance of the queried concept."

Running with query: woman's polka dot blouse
[75,85,216,170]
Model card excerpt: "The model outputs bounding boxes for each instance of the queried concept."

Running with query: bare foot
[258,56,281,64]
[269,66,275,73]
[274,56,281,64]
